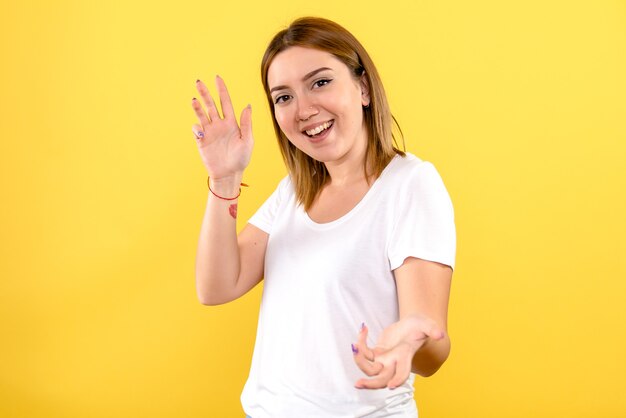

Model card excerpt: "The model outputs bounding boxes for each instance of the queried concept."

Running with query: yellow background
[1,0,625,416]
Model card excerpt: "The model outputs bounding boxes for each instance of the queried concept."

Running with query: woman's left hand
[351,315,445,389]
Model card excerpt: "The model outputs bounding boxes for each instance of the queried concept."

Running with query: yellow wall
[1,0,625,416]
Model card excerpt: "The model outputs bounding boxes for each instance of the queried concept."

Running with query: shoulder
[384,152,446,191]
[382,153,454,215]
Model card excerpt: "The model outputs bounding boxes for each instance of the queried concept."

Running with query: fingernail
[196,79,201,84]
[351,344,358,354]
[197,131,204,138]
[192,97,197,101]
[361,322,366,331]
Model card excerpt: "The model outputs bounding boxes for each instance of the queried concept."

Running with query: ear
[360,72,370,107]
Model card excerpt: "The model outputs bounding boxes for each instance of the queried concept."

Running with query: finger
[405,317,445,343]
[421,322,446,341]
[191,97,211,129]
[352,344,383,377]
[355,360,396,389]
[216,75,235,120]
[239,104,252,140]
[358,323,375,361]
[192,124,205,142]
[387,360,411,390]
[372,346,387,357]
[386,347,413,389]
[196,79,220,121]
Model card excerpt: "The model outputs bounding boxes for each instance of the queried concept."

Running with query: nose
[296,96,319,121]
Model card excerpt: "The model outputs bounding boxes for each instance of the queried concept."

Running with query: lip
[304,121,333,144]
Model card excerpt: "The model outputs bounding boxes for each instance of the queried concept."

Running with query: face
[267,46,370,164]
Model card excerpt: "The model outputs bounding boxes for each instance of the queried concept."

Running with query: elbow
[195,268,238,305]
[196,282,232,306]
[197,293,231,306]
[413,337,451,377]
[195,281,220,306]
[195,273,220,305]
[414,358,448,378]
[196,289,229,306]
[196,286,211,305]
[197,293,217,306]
[416,364,443,378]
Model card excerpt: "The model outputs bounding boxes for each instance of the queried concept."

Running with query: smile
[303,120,334,137]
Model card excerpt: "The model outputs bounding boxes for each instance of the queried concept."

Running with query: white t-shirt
[241,153,456,418]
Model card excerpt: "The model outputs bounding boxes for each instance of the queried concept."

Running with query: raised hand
[191,76,253,181]
[352,315,445,390]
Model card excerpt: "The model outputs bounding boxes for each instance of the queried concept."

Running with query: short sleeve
[387,162,456,271]
[247,176,291,234]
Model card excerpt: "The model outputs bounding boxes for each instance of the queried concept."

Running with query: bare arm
[352,257,452,388]
[395,257,452,377]
[195,181,268,305]
[190,77,266,305]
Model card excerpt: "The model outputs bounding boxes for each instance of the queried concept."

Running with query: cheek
[333,88,363,118]
[274,110,291,132]
[274,111,302,145]
[337,99,364,129]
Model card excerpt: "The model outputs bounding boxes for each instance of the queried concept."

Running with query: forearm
[411,334,450,377]
[195,175,243,305]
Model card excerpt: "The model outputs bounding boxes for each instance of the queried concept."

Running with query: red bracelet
[207,176,249,201]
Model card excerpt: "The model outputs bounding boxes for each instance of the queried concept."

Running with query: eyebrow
[269,67,333,94]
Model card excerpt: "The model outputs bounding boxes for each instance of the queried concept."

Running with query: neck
[324,128,371,187]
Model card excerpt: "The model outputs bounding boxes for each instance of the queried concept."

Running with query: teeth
[305,121,332,136]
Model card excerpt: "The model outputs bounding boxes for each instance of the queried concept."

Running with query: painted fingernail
[351,344,358,354]
[196,79,201,84]
[192,97,197,101]
[361,322,366,331]
[197,131,204,138]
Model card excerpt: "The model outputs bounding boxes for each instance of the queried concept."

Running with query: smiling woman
[260,18,404,210]
[190,16,456,418]
[267,47,370,177]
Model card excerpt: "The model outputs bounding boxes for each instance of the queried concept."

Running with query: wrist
[207,173,249,201]
[208,174,244,197]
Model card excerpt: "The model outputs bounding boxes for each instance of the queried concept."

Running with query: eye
[313,78,332,89]
[274,94,291,104]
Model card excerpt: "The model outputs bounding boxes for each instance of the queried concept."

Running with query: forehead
[267,46,347,88]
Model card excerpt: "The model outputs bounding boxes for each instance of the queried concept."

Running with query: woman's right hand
[191,76,253,181]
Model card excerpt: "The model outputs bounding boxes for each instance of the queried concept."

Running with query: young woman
[191,17,456,418]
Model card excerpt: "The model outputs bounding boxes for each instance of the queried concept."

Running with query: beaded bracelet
[207,176,249,201]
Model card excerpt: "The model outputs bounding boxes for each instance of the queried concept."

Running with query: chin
[298,147,342,164]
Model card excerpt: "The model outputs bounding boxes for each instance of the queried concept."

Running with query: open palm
[191,76,253,180]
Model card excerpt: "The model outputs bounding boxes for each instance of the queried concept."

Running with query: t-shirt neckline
[300,154,403,230]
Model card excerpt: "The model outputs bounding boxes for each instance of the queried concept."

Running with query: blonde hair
[261,17,405,209]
